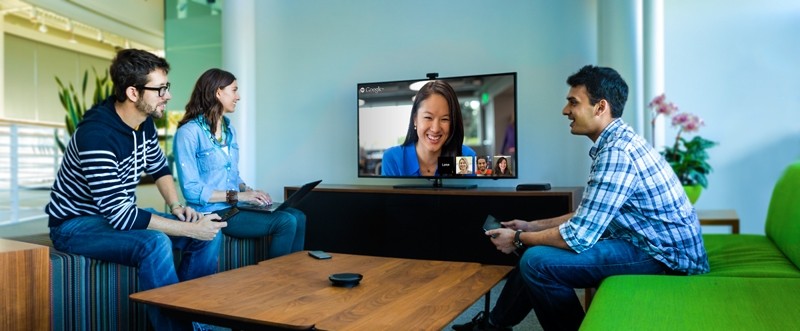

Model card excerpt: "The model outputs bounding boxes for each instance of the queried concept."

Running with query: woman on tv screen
[456,156,473,175]
[493,156,514,177]
[380,80,476,176]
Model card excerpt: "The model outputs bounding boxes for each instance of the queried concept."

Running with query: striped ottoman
[13,233,271,330]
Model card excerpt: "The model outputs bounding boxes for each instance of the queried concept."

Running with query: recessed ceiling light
[409,80,432,91]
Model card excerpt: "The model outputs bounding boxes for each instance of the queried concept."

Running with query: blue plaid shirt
[559,119,709,275]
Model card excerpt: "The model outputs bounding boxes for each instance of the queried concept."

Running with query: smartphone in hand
[216,207,240,222]
[483,214,503,238]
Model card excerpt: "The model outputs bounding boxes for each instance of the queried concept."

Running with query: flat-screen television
[357,72,517,188]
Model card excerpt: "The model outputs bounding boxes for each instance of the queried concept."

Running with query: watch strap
[514,230,524,249]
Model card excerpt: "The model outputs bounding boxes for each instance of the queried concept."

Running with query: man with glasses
[138,82,171,97]
[46,49,226,331]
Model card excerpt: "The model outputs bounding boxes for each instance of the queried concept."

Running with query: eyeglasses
[136,82,171,97]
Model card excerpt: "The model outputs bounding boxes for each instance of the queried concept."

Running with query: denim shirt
[174,116,243,213]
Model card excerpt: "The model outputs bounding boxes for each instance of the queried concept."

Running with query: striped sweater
[46,96,171,230]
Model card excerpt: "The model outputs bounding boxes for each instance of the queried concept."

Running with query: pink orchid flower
[649,94,679,118]
[671,113,690,126]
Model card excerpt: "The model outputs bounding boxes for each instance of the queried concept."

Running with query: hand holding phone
[216,207,239,222]
[483,214,503,238]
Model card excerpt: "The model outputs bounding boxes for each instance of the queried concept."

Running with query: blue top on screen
[357,72,518,179]
[381,144,476,176]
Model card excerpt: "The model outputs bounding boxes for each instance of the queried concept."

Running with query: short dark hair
[566,65,628,118]
[109,49,170,102]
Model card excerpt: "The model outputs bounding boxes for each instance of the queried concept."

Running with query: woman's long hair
[401,80,466,157]
[493,157,513,176]
[178,68,236,133]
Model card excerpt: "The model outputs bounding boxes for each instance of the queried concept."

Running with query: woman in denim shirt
[173,68,305,258]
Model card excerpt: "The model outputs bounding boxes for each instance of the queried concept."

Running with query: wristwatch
[226,189,239,206]
[513,230,524,249]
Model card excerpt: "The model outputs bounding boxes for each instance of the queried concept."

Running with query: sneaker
[451,312,511,331]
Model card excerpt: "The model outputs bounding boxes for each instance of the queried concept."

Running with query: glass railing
[0,118,65,225]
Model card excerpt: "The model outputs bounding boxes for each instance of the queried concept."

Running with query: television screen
[357,72,517,180]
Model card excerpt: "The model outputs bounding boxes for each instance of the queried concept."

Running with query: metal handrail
[0,118,64,128]
[0,118,65,225]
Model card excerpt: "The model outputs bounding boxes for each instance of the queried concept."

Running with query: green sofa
[581,161,800,330]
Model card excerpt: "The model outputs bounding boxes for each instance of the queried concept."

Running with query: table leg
[484,292,491,314]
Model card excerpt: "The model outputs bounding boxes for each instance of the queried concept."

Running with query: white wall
[241,0,798,235]
[664,0,800,234]
[250,0,597,193]
[3,34,109,122]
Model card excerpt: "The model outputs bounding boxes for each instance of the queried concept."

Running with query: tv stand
[285,184,583,265]
[393,178,477,190]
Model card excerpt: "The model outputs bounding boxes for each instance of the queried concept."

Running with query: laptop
[237,180,321,213]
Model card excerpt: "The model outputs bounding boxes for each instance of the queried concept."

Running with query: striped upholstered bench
[13,233,270,331]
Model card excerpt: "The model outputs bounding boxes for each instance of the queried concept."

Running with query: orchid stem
[674,128,683,150]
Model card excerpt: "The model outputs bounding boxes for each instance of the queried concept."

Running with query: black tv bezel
[356,71,518,183]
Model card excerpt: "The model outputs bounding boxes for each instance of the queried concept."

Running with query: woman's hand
[239,190,272,206]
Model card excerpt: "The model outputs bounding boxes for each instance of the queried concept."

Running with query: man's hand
[148,212,225,240]
[172,205,201,222]
[501,219,531,231]
[485,228,518,254]
[186,214,227,241]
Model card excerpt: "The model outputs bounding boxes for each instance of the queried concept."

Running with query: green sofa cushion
[702,234,800,278]
[581,275,800,331]
[765,160,800,268]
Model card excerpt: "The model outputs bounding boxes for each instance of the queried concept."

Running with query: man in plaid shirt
[454,65,709,331]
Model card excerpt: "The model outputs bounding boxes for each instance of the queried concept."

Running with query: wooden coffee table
[130,251,512,330]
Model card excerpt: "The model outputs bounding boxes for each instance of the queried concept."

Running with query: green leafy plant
[650,94,718,188]
[54,67,113,151]
[662,135,717,188]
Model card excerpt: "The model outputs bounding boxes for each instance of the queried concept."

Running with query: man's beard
[135,98,164,119]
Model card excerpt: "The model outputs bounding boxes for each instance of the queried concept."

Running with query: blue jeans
[489,239,669,331]
[49,209,222,331]
[220,207,306,258]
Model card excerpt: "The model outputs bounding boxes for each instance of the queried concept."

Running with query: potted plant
[54,67,113,152]
[649,94,717,203]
